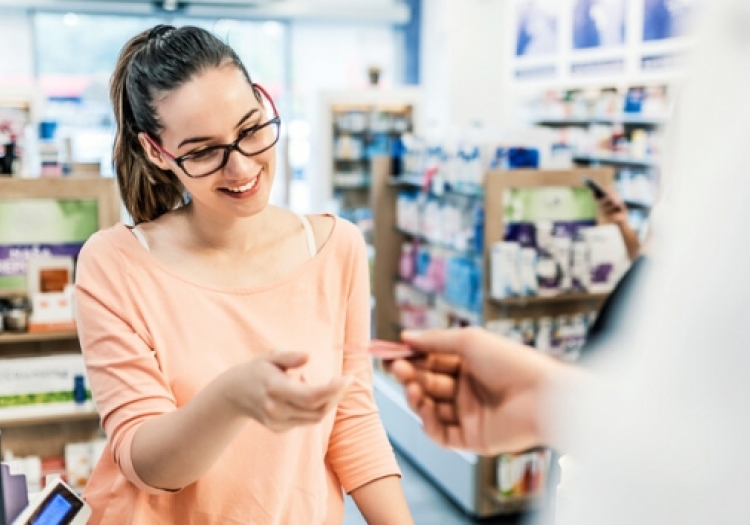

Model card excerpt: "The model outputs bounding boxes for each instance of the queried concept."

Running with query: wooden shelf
[389,176,484,197]
[0,99,31,111]
[624,199,653,210]
[389,174,425,188]
[396,279,436,300]
[435,295,482,326]
[0,401,98,428]
[0,330,78,345]
[573,153,659,168]
[490,292,609,307]
[533,115,665,127]
[394,228,479,258]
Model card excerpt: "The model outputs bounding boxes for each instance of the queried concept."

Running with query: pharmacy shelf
[435,295,482,326]
[332,175,370,190]
[394,228,479,259]
[389,174,425,188]
[396,279,436,300]
[623,199,653,210]
[573,153,659,168]
[490,292,609,307]
[533,115,665,127]
[0,330,78,345]
[0,401,98,428]
[389,176,485,198]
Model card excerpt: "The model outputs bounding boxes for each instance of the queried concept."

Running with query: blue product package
[507,147,540,169]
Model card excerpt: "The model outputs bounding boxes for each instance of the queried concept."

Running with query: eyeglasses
[144,83,281,178]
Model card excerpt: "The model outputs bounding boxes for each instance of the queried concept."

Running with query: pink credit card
[367,340,415,360]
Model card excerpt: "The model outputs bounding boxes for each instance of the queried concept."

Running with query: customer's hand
[598,191,628,226]
[222,351,352,432]
[387,328,569,455]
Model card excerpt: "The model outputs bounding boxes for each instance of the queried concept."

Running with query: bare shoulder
[129,211,189,253]
[306,213,336,250]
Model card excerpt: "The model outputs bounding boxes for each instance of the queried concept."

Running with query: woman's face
[144,64,277,220]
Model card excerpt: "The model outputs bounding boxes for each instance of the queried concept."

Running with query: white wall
[419,0,514,129]
[0,9,35,83]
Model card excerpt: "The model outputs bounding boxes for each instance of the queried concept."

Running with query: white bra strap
[131,227,151,252]
[298,214,317,258]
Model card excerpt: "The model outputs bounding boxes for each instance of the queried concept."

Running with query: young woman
[74,25,412,524]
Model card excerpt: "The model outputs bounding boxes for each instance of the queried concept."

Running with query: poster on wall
[643,0,694,41]
[515,0,559,58]
[0,199,99,291]
[572,0,627,50]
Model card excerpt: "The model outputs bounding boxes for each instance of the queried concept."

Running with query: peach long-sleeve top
[74,217,399,524]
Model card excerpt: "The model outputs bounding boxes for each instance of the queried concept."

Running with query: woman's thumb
[268,350,309,370]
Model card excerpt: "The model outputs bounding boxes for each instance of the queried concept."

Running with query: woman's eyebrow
[177,109,260,149]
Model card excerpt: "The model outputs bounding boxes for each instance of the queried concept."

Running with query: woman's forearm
[351,475,413,525]
[130,372,247,490]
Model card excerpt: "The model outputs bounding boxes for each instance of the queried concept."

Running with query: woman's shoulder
[306,214,364,252]
[80,223,129,256]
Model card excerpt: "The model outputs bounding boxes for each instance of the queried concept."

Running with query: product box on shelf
[0,354,89,407]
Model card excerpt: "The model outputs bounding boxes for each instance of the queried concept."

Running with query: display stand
[0,178,118,460]
[315,88,420,237]
[370,157,616,517]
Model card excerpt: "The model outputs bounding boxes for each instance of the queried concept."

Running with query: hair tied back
[148,24,175,41]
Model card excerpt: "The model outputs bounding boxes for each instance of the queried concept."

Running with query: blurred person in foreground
[389,1,750,523]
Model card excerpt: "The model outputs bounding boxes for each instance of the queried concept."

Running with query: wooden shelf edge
[0,329,78,345]
[0,401,98,428]
[573,154,659,167]
[489,292,609,307]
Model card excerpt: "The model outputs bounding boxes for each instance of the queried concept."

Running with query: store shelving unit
[572,153,659,168]
[317,88,421,241]
[0,329,101,459]
[0,178,119,459]
[533,115,665,127]
[370,157,616,517]
[0,401,98,429]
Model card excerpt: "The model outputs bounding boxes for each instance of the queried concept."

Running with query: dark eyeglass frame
[143,83,280,178]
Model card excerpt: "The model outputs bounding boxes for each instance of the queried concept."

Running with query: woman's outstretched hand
[223,351,352,432]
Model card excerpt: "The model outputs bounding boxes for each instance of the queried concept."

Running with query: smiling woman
[73,24,413,525]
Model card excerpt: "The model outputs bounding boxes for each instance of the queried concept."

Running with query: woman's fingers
[270,374,353,411]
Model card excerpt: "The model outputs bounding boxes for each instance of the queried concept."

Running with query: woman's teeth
[227,179,258,193]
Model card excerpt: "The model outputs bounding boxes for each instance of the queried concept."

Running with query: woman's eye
[241,125,260,138]
[190,148,217,161]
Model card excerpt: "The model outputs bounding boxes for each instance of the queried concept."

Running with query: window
[33,13,287,187]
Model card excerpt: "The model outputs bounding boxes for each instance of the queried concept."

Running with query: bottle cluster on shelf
[396,190,484,254]
[332,106,413,189]
[393,127,542,189]
[486,313,596,362]
[491,219,629,300]
[526,85,671,124]
[495,449,554,503]
[3,437,105,495]
[396,187,485,317]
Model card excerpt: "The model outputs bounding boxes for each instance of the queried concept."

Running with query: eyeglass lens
[182,119,280,177]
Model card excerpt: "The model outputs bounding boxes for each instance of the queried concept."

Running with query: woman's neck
[178,203,277,254]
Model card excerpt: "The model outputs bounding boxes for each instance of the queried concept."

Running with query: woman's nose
[222,148,259,179]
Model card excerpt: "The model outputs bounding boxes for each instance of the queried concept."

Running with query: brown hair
[110,25,253,224]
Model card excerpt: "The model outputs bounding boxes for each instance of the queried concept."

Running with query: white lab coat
[544,1,750,524]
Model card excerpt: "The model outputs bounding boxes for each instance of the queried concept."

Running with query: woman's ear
[138,132,172,172]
